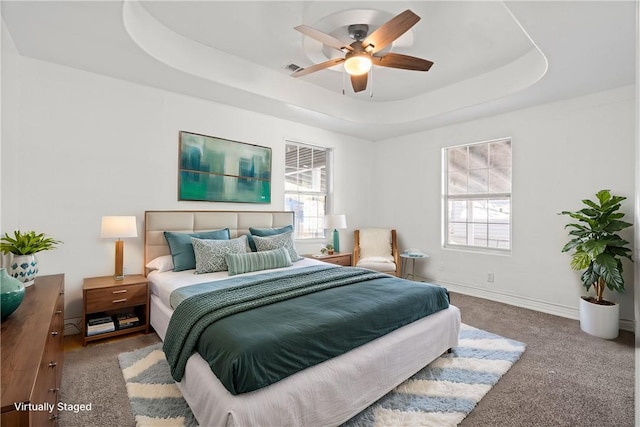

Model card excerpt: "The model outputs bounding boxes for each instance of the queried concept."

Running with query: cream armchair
[352,229,400,276]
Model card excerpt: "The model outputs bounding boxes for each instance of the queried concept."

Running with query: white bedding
[149,263,461,426]
[148,257,324,308]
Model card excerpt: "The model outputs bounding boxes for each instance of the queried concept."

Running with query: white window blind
[284,141,330,239]
[444,138,512,251]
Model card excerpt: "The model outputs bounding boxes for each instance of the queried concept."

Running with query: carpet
[118,323,525,427]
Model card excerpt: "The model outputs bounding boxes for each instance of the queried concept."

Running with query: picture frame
[178,131,272,203]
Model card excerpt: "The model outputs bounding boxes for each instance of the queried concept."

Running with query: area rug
[118,323,525,427]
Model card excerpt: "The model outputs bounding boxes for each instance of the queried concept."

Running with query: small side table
[400,252,430,281]
[82,274,149,346]
[304,252,352,267]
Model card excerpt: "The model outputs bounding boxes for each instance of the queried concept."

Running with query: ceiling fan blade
[295,25,354,52]
[350,73,368,93]
[291,58,345,77]
[373,53,434,71]
[361,10,420,54]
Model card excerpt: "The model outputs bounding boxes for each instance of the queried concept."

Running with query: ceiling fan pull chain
[342,69,346,95]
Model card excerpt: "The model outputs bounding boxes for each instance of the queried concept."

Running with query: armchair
[352,229,400,276]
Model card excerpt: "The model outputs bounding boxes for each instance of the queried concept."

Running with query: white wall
[372,86,636,329]
[1,39,635,332]
[0,55,374,322]
[1,19,20,247]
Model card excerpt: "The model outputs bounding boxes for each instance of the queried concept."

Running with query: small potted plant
[320,244,335,255]
[559,189,633,339]
[0,230,62,287]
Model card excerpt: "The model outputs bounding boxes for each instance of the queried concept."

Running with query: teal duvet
[163,265,450,395]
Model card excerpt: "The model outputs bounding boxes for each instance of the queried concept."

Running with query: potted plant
[560,189,633,339]
[320,244,335,255]
[0,230,62,287]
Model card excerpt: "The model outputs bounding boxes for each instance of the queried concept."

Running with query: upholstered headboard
[144,210,294,270]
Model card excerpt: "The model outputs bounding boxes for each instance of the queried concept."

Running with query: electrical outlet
[487,272,494,282]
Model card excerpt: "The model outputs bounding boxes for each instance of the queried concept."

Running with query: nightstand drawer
[85,283,147,312]
[304,253,352,267]
[322,255,351,266]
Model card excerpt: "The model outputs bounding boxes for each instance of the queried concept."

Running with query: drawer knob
[49,388,60,393]
[112,298,127,303]
[51,331,59,336]
[48,361,57,368]
[49,414,58,421]
[55,310,62,315]
[112,289,128,294]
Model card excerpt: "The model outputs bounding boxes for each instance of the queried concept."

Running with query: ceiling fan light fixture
[344,54,372,76]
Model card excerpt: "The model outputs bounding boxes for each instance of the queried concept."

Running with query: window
[443,138,512,251]
[284,141,330,239]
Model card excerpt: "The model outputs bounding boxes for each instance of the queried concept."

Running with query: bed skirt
[151,293,460,427]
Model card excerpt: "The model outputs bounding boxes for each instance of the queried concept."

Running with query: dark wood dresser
[1,274,65,426]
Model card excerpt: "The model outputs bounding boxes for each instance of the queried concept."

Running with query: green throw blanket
[164,266,387,383]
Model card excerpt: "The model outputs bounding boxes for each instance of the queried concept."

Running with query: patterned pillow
[191,235,247,274]
[225,248,292,276]
[252,231,303,262]
[247,225,294,251]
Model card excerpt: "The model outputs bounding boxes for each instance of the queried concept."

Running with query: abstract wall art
[179,131,271,203]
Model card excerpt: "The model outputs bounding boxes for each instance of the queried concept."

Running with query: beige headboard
[144,210,294,270]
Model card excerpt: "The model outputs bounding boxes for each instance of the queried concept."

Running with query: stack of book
[86,315,115,336]
[115,312,140,330]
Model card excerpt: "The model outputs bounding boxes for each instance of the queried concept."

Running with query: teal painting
[179,131,271,203]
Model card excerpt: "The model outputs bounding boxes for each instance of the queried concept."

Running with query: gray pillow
[252,231,303,262]
[191,235,247,274]
[164,229,230,271]
[247,224,294,251]
[225,248,292,276]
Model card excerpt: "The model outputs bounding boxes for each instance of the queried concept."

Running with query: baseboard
[427,278,635,333]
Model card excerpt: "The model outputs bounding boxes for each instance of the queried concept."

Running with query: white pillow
[359,229,393,259]
[145,255,174,273]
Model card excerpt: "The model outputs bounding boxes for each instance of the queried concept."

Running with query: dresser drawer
[85,283,147,312]
[32,347,59,426]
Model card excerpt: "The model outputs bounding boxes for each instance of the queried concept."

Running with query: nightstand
[305,252,352,267]
[82,274,149,346]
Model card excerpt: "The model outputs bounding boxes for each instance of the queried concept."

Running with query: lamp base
[115,240,125,280]
[332,229,340,253]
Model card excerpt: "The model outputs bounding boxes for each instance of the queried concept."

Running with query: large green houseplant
[559,189,633,338]
[0,230,61,286]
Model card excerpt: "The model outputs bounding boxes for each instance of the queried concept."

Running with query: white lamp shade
[101,216,138,239]
[325,214,347,230]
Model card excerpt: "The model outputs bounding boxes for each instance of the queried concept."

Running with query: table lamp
[324,214,347,253]
[101,216,137,280]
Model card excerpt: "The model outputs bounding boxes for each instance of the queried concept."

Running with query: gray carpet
[60,292,635,427]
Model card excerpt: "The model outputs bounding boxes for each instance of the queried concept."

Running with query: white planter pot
[579,297,619,339]
[9,254,38,287]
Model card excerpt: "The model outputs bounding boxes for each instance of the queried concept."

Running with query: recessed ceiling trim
[123,0,546,127]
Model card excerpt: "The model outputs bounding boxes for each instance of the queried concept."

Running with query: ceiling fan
[291,9,433,93]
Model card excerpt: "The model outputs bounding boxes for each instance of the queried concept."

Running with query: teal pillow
[247,224,294,251]
[164,229,230,271]
[225,247,292,276]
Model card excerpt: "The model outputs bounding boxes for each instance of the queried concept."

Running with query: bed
[144,210,461,427]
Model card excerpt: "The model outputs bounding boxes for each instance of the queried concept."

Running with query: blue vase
[1,267,25,320]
